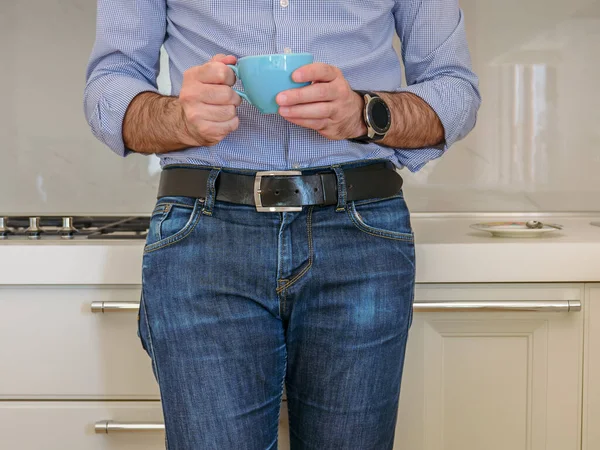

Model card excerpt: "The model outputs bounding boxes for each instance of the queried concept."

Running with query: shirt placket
[273,0,296,167]
[273,0,293,55]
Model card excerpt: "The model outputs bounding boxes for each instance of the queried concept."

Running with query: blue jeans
[139,164,416,450]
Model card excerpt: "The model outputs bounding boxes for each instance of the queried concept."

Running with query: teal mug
[227,53,313,114]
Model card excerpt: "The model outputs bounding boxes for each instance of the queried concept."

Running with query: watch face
[367,98,391,135]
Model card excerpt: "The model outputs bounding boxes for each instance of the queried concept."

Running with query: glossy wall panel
[0,1,163,215]
[0,0,598,213]
[403,0,600,211]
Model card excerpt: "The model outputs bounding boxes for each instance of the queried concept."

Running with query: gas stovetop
[0,216,150,240]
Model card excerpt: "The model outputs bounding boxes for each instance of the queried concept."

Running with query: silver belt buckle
[254,170,303,212]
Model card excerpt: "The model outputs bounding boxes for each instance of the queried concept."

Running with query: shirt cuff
[85,75,159,157]
[392,77,479,172]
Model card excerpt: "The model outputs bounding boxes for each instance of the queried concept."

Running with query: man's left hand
[276,63,367,140]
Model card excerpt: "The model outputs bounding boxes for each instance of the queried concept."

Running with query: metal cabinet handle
[91,301,140,313]
[95,421,165,434]
[413,300,581,312]
[91,300,581,314]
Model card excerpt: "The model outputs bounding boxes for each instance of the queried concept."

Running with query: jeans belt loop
[332,166,347,212]
[202,168,221,216]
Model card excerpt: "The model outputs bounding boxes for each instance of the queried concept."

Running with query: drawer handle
[91,301,140,313]
[414,300,581,313]
[91,300,581,314]
[95,421,165,433]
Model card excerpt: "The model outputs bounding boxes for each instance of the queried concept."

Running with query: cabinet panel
[396,284,583,450]
[0,402,165,450]
[0,285,158,399]
[0,401,291,450]
[583,285,600,450]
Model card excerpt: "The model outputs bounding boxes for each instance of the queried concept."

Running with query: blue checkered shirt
[84,0,480,172]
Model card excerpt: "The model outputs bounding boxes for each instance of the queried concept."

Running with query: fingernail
[278,94,287,104]
[294,72,304,82]
[279,107,289,115]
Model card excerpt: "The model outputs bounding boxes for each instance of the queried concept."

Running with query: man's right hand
[178,54,242,147]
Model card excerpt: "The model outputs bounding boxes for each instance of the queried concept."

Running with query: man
[84,1,480,448]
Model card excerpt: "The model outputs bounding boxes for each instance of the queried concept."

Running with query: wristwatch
[348,90,392,143]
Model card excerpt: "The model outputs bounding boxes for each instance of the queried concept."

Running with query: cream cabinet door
[583,284,600,450]
[0,400,289,450]
[0,401,290,450]
[0,402,165,450]
[396,284,584,450]
[0,285,158,399]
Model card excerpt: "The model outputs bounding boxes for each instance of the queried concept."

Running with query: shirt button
[280,0,289,7]
[292,163,301,169]
[283,47,292,54]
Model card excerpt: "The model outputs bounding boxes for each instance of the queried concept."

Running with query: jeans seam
[279,283,287,318]
[276,206,314,293]
[346,202,414,242]
[157,202,194,210]
[278,344,287,449]
[140,291,170,450]
[352,193,404,207]
[151,204,167,216]
[156,208,170,241]
[144,200,202,254]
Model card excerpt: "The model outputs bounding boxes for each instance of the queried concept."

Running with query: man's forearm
[123,92,194,154]
[375,92,445,149]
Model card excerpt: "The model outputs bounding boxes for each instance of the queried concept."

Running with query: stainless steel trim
[0,217,8,239]
[26,217,41,239]
[413,300,581,313]
[94,421,165,434]
[60,217,77,239]
[254,170,303,212]
[91,300,581,313]
[90,301,140,313]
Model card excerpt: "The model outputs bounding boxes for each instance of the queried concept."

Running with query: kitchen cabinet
[0,402,165,450]
[396,284,584,450]
[0,283,588,449]
[0,401,289,450]
[583,284,600,450]
[0,286,158,399]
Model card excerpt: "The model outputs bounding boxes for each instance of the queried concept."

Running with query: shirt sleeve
[83,0,167,157]
[393,0,481,172]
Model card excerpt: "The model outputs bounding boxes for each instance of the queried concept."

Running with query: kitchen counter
[1,214,599,285]
[414,214,600,283]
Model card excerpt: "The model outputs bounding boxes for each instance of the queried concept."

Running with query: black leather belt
[157,161,403,212]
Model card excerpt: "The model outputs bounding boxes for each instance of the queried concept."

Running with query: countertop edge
[0,240,599,285]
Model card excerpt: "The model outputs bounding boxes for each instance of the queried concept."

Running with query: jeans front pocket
[346,194,414,242]
[144,197,203,254]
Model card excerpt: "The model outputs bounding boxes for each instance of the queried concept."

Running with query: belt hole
[275,190,280,195]
[295,189,299,194]
[314,188,318,192]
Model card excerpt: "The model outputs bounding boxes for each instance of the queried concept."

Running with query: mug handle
[227,65,251,105]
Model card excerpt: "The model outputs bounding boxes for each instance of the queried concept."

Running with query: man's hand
[276,63,367,140]
[123,54,242,153]
[178,54,242,147]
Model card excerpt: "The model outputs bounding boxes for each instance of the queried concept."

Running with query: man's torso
[159,0,404,170]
